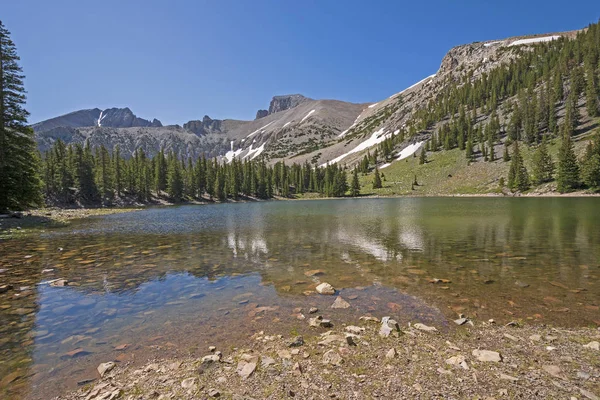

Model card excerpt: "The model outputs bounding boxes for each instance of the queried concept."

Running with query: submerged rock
[331,296,350,309]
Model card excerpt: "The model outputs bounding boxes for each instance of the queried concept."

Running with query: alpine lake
[1,197,599,399]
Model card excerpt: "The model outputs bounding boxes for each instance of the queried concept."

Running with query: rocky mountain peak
[268,94,311,115]
[255,109,269,120]
[183,115,224,136]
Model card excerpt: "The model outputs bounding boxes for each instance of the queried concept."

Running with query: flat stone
[454,318,468,326]
[322,350,343,366]
[237,361,257,379]
[319,319,333,328]
[308,307,319,314]
[504,334,519,342]
[316,282,335,295]
[278,349,292,359]
[50,279,68,287]
[97,362,115,377]
[288,336,304,347]
[542,365,565,379]
[181,377,196,389]
[386,348,397,359]
[515,281,530,288]
[201,354,221,364]
[580,388,599,400]
[208,388,220,397]
[345,326,365,335]
[331,296,350,309]
[472,349,502,362]
[261,356,276,367]
[529,334,542,341]
[583,341,599,350]
[499,373,519,382]
[413,323,437,332]
[446,355,468,370]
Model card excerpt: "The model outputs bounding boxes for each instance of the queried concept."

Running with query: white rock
[97,362,115,377]
[237,361,257,379]
[345,326,365,335]
[201,354,221,364]
[181,377,196,389]
[322,350,343,366]
[472,349,502,362]
[583,341,599,350]
[413,323,437,332]
[316,282,335,295]
[499,373,519,382]
[446,355,468,370]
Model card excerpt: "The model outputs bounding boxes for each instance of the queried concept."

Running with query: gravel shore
[55,310,600,400]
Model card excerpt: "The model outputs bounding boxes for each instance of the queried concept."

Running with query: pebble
[446,355,469,370]
[454,318,468,326]
[208,388,220,397]
[499,373,519,382]
[309,307,319,314]
[236,361,257,379]
[385,348,397,359]
[288,336,304,347]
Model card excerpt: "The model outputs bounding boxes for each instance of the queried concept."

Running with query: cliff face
[268,94,311,114]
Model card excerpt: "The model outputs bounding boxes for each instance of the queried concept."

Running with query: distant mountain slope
[32,28,586,166]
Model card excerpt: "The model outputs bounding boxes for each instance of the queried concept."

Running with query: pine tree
[167,153,183,201]
[531,140,554,185]
[466,137,474,161]
[556,135,580,193]
[419,147,427,164]
[350,168,360,197]
[585,66,599,117]
[372,166,382,189]
[0,21,42,211]
[507,142,530,192]
[502,143,510,162]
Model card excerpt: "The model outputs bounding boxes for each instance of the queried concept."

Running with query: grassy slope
[358,131,595,196]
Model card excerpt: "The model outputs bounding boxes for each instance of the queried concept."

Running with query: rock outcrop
[268,94,310,115]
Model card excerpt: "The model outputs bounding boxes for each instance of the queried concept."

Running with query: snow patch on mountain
[508,35,560,47]
[246,121,274,139]
[381,141,424,169]
[323,127,391,166]
[301,109,316,123]
[368,102,379,108]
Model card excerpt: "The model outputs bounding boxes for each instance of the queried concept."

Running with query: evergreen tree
[350,168,360,197]
[556,135,580,193]
[0,21,42,211]
[502,143,510,162]
[372,166,382,189]
[419,147,427,164]
[166,153,183,201]
[465,137,474,161]
[531,140,554,185]
[507,142,530,192]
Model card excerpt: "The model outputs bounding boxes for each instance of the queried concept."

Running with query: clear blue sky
[3,0,598,125]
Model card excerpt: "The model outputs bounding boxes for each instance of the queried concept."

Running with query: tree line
[41,140,359,206]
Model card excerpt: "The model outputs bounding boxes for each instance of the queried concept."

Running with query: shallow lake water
[0,197,599,398]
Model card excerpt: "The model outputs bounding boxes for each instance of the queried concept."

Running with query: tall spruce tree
[556,135,580,193]
[507,142,530,192]
[350,168,360,197]
[372,166,382,189]
[531,139,554,185]
[0,21,42,211]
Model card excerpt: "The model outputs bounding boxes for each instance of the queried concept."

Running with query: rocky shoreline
[54,301,600,400]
